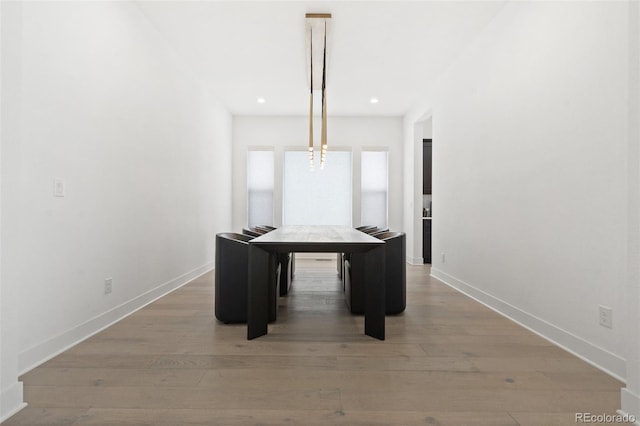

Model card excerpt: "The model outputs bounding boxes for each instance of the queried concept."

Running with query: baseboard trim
[18,262,214,375]
[430,267,626,382]
[621,388,640,425]
[0,382,27,423]
[408,257,424,265]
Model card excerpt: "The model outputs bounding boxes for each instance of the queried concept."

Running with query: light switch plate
[53,178,65,197]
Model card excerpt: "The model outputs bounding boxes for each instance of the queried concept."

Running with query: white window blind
[361,150,388,228]
[283,151,352,226]
[247,150,274,227]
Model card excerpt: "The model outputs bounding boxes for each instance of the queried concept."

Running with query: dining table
[247,225,386,340]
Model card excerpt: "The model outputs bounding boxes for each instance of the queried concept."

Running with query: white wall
[425,1,629,379]
[232,116,403,232]
[622,0,640,422]
[1,1,27,419]
[402,118,416,264]
[0,2,232,420]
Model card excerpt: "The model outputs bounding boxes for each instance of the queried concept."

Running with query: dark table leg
[363,245,385,340]
[279,253,291,297]
[248,244,270,339]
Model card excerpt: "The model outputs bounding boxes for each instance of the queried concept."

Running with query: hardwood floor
[3,259,624,425]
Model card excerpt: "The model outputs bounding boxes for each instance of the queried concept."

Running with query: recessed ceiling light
[370,97,379,104]
[257,97,266,104]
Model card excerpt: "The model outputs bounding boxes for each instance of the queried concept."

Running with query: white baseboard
[430,267,626,381]
[408,257,424,265]
[0,382,27,423]
[621,388,640,425]
[18,262,213,375]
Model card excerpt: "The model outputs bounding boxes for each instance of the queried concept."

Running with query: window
[247,150,274,227]
[283,150,352,225]
[361,150,388,228]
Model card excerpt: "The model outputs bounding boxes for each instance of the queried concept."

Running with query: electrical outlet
[104,278,112,295]
[599,305,613,328]
[441,253,446,263]
[53,178,65,197]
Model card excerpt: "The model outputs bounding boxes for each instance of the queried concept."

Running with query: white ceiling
[135,1,507,116]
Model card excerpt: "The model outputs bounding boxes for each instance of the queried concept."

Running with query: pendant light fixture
[306,13,331,170]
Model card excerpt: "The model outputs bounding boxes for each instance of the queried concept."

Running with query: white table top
[249,225,384,252]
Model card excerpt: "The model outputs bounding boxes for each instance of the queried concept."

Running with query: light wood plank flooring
[3,259,624,425]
